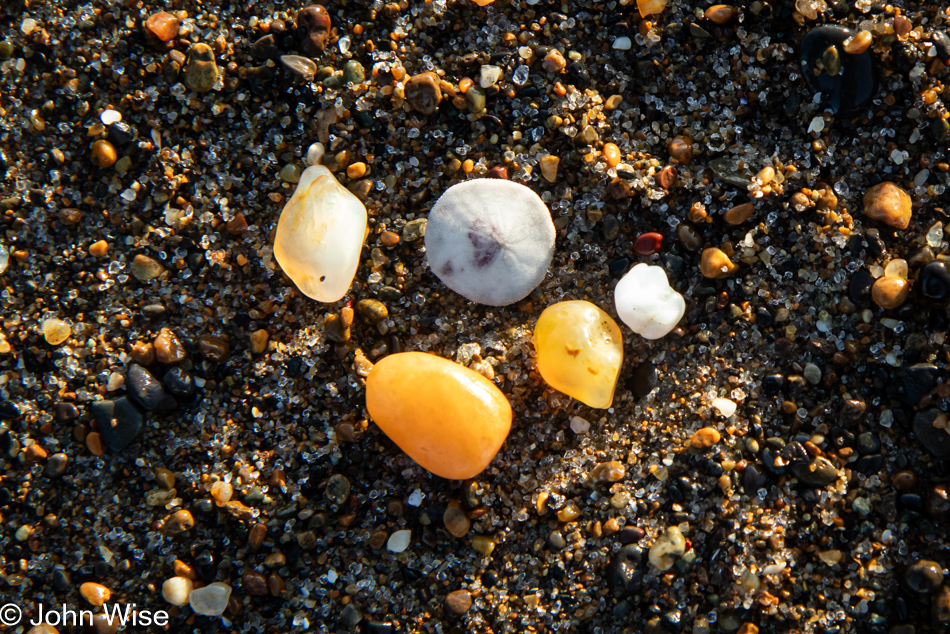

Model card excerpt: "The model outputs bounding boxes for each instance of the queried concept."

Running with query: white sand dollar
[614,263,685,339]
[425,179,555,306]
[273,165,367,302]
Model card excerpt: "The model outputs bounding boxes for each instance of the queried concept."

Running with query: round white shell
[425,179,556,306]
[614,263,685,339]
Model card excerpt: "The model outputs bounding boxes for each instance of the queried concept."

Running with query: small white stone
[425,180,555,306]
[162,576,194,606]
[407,489,424,507]
[100,109,122,125]
[712,398,736,417]
[189,582,232,616]
[387,529,411,553]
[479,65,503,88]
[614,264,685,339]
[807,116,824,134]
[273,165,368,302]
[570,416,590,434]
[649,526,686,571]
[612,36,632,50]
[0,244,8,274]
[21,18,37,34]
[306,142,325,166]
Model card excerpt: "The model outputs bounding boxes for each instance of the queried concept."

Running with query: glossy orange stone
[366,352,512,479]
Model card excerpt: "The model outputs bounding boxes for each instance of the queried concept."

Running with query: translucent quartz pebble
[189,582,232,616]
[365,352,512,479]
[273,165,367,302]
[614,263,685,339]
[425,179,556,306]
[534,301,623,409]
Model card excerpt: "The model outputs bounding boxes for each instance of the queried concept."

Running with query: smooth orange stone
[366,352,512,479]
[146,12,180,42]
[863,182,912,230]
[533,301,623,409]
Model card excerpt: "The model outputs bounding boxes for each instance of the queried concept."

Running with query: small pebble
[145,11,180,41]
[162,576,194,606]
[872,276,909,309]
[154,328,186,363]
[91,140,117,168]
[405,73,442,115]
[296,5,332,56]
[80,582,111,607]
[130,254,164,281]
[863,182,912,230]
[443,501,470,538]
[43,318,71,345]
[540,155,560,182]
[690,427,721,450]
[387,529,411,553]
[649,526,686,571]
[182,43,219,93]
[189,582,232,616]
[724,202,754,225]
[701,248,738,278]
[614,263,684,339]
[445,590,473,615]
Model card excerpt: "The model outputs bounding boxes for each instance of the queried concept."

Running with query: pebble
[614,263,685,339]
[803,362,822,385]
[211,480,233,506]
[405,72,442,115]
[91,140,117,168]
[365,352,512,479]
[800,26,876,112]
[145,11,179,42]
[45,452,68,477]
[425,179,555,306]
[197,334,230,362]
[443,500,470,537]
[637,0,667,18]
[163,367,195,398]
[606,545,643,597]
[273,165,368,302]
[668,136,693,163]
[127,363,177,412]
[80,582,111,606]
[445,590,473,615]
[871,275,909,309]
[189,582,232,616]
[540,154,560,182]
[649,526,687,571]
[701,247,738,278]
[165,509,194,534]
[612,36,632,51]
[914,410,950,458]
[590,461,625,483]
[934,586,950,625]
[250,329,269,354]
[465,87,486,113]
[343,60,365,84]
[88,240,109,257]
[154,328,186,363]
[705,5,737,24]
[542,49,567,73]
[356,299,388,324]
[634,232,663,256]
[280,55,317,82]
[387,529,411,553]
[479,64,503,88]
[602,143,621,167]
[91,397,144,452]
[534,301,623,409]
[689,427,721,450]
[712,397,737,417]
[130,254,164,281]
[243,570,268,596]
[402,218,427,242]
[296,5,332,56]
[42,318,71,345]
[791,456,838,487]
[628,361,658,397]
[920,260,950,301]
[905,560,944,594]
[724,202,754,225]
[162,577,193,605]
[324,474,350,505]
[250,34,279,59]
[570,416,591,434]
[863,182,912,230]
[677,224,703,251]
[182,43,218,93]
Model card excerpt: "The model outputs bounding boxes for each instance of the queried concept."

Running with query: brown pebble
[347,162,368,179]
[356,299,388,324]
[486,166,508,179]
[268,574,286,597]
[174,560,198,579]
[248,523,268,550]
[154,328,186,363]
[863,182,912,230]
[405,72,442,115]
[88,240,109,257]
[368,530,388,549]
[164,509,195,534]
[80,582,112,607]
[197,334,230,362]
[130,254,164,281]
[445,589,473,615]
[893,470,917,492]
[380,231,400,247]
[542,49,567,73]
[724,202,754,225]
[250,329,270,354]
[182,43,218,93]
[297,5,332,56]
[603,517,620,534]
[602,143,621,168]
[26,444,48,463]
[91,140,117,168]
[701,247,738,278]
[871,275,909,309]
[677,224,703,251]
[689,427,721,450]
[131,341,156,366]
[657,166,677,189]
[843,31,872,55]
[894,14,912,37]
[243,570,269,596]
[154,467,176,489]
[705,4,738,24]
[59,208,82,225]
[86,432,104,456]
[737,624,759,634]
[668,136,693,164]
[225,213,248,235]
[146,11,180,42]
[443,500,471,538]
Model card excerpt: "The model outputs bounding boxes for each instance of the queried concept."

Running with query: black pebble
[799,26,876,113]
[481,570,498,588]
[763,373,785,395]
[608,257,630,277]
[565,62,590,88]
[628,361,658,397]
[856,432,880,455]
[848,268,873,303]
[933,31,950,62]
[894,363,939,405]
[107,121,136,146]
[91,397,144,452]
[865,229,886,258]
[51,568,70,592]
[127,364,177,412]
[919,260,950,301]
[195,551,215,581]
[0,400,21,419]
[755,306,773,328]
[54,402,80,422]
[605,545,643,597]
[619,527,644,544]
[743,464,768,492]
[163,367,195,397]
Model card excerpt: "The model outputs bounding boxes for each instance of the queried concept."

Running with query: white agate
[425,179,555,306]
[273,165,367,302]
[614,263,685,339]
